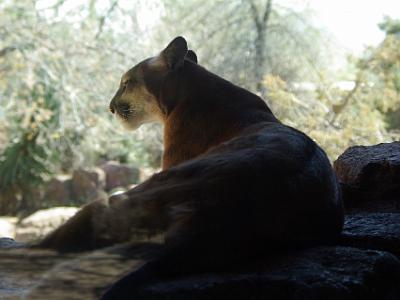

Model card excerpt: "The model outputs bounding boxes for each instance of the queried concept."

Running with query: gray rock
[333,142,400,209]
[0,238,25,249]
[341,213,400,257]
[100,161,140,191]
[1,244,400,300]
[71,168,106,203]
[131,246,400,300]
[1,242,161,300]
[43,175,73,206]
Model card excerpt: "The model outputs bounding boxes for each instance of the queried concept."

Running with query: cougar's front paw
[35,199,110,252]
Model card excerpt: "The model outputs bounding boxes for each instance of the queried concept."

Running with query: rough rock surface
[341,213,400,257]
[0,242,161,300]
[100,161,140,191]
[1,244,400,300]
[43,175,73,206]
[71,168,106,202]
[334,142,400,207]
[15,207,79,243]
[133,247,400,300]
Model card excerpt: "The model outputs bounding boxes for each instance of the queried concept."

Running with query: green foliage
[264,17,400,160]
[0,133,49,193]
[0,0,399,214]
[379,16,400,35]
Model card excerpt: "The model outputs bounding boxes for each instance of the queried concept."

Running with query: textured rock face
[100,161,140,191]
[71,168,106,202]
[0,242,162,300]
[341,213,400,257]
[134,247,400,300]
[43,175,73,206]
[333,142,400,207]
[1,244,399,300]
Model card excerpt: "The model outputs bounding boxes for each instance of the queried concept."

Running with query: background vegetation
[0,0,399,215]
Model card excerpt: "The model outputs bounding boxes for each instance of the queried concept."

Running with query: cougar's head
[109,36,198,130]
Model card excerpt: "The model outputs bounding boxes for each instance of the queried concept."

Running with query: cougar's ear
[186,50,198,64]
[161,36,188,70]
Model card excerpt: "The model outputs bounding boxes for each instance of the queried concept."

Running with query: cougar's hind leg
[100,216,235,300]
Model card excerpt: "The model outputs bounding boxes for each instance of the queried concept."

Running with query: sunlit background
[0,0,399,216]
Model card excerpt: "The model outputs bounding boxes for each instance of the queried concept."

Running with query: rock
[72,168,106,203]
[42,175,73,206]
[333,142,400,208]
[100,161,139,191]
[3,244,399,300]
[341,213,400,257]
[15,207,79,243]
[1,242,161,300]
[140,167,158,182]
[0,237,24,249]
[0,194,20,216]
[0,217,17,239]
[129,246,400,300]
[0,247,75,299]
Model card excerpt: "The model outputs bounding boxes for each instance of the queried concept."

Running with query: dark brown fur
[36,37,344,299]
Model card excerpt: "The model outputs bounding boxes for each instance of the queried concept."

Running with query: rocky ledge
[1,142,400,300]
[132,246,400,300]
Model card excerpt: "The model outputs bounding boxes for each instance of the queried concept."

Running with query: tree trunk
[248,0,272,95]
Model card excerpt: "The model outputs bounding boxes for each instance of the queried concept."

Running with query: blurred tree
[1,0,397,215]
[377,17,400,130]
[0,0,162,214]
[265,16,400,160]
[154,0,334,95]
[0,0,161,171]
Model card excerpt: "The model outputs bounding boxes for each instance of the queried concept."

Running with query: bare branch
[95,0,119,39]
[248,0,261,29]
[37,0,66,12]
[0,46,17,57]
[331,73,363,123]
[263,0,272,23]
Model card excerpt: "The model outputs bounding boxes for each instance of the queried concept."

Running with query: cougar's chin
[118,115,144,131]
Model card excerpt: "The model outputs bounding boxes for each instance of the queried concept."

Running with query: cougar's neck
[158,62,278,169]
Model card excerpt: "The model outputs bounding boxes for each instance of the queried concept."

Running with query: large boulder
[110,246,400,300]
[15,207,79,243]
[42,175,73,206]
[100,161,140,191]
[2,244,398,300]
[71,168,106,203]
[0,242,161,300]
[333,142,400,208]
